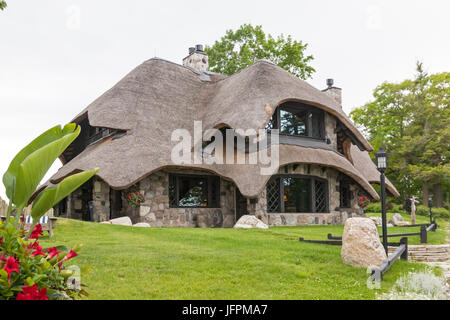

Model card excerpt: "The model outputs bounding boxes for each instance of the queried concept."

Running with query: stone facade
[248,164,364,226]
[92,178,110,222]
[324,113,338,149]
[61,165,365,227]
[136,169,236,228]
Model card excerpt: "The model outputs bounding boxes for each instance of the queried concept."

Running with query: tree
[205,24,315,79]
[350,62,449,207]
[0,1,6,11]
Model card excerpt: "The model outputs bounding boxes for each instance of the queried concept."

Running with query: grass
[38,214,447,300]
[365,212,448,245]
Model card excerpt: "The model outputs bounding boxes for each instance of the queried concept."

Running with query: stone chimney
[322,78,342,105]
[182,44,208,72]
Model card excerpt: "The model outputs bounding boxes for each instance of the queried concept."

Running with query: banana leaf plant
[2,123,99,238]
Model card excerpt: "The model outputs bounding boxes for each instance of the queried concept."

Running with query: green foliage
[350,63,450,201]
[366,202,449,219]
[3,124,80,210]
[0,1,6,11]
[365,202,406,214]
[205,24,315,79]
[0,124,99,299]
[0,221,85,300]
[415,205,449,219]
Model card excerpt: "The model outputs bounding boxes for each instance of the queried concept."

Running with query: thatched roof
[350,145,400,197]
[48,58,390,199]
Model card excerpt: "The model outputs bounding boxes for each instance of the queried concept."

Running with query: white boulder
[369,216,382,226]
[109,216,133,226]
[133,222,150,227]
[341,217,387,268]
[389,213,409,226]
[233,215,268,229]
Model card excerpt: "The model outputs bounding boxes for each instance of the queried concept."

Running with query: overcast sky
[0,0,449,200]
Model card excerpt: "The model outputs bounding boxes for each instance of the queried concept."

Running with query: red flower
[58,250,78,265]
[0,237,3,245]
[27,240,39,250]
[3,256,19,279]
[63,250,78,261]
[30,224,43,240]
[0,253,6,264]
[31,245,45,257]
[16,284,48,300]
[128,194,131,199]
[46,247,61,259]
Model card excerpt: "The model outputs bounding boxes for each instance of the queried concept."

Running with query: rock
[389,213,407,226]
[369,216,382,226]
[341,217,387,268]
[139,206,150,217]
[196,215,208,228]
[109,216,133,226]
[387,223,393,227]
[100,221,111,224]
[133,222,150,227]
[233,215,268,229]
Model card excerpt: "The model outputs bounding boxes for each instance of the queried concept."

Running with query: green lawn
[365,212,448,245]
[38,215,447,300]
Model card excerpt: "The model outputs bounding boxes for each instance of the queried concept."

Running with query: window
[169,174,220,208]
[87,127,114,145]
[266,175,328,213]
[339,180,352,208]
[266,103,325,139]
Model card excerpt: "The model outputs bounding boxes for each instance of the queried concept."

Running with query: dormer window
[266,102,325,139]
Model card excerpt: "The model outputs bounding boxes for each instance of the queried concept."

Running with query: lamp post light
[376,147,388,254]
[428,194,433,224]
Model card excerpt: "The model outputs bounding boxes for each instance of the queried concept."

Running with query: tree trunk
[422,183,429,207]
[433,183,443,208]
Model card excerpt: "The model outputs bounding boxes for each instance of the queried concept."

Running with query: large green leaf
[2,124,80,207]
[31,168,99,221]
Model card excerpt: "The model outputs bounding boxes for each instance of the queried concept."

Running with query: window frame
[266,174,329,214]
[169,174,221,208]
[339,179,352,208]
[267,103,325,140]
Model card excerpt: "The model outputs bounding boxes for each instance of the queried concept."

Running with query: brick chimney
[322,78,342,105]
[182,44,208,72]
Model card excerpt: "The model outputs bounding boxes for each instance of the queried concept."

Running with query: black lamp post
[428,194,433,224]
[376,147,388,254]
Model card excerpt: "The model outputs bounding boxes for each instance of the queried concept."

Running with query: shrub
[377,268,446,300]
[365,202,406,214]
[416,205,450,219]
[0,124,98,299]
[365,202,381,213]
[0,222,84,299]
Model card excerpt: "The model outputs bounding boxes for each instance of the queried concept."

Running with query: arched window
[266,102,325,139]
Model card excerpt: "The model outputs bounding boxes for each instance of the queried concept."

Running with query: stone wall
[66,177,110,222]
[249,164,364,226]
[92,177,110,222]
[137,169,236,227]
[61,165,364,227]
[0,197,8,217]
[324,113,337,149]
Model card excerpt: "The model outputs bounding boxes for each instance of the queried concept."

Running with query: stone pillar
[92,177,110,222]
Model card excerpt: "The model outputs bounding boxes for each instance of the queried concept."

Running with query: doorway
[109,189,123,220]
[235,188,248,222]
